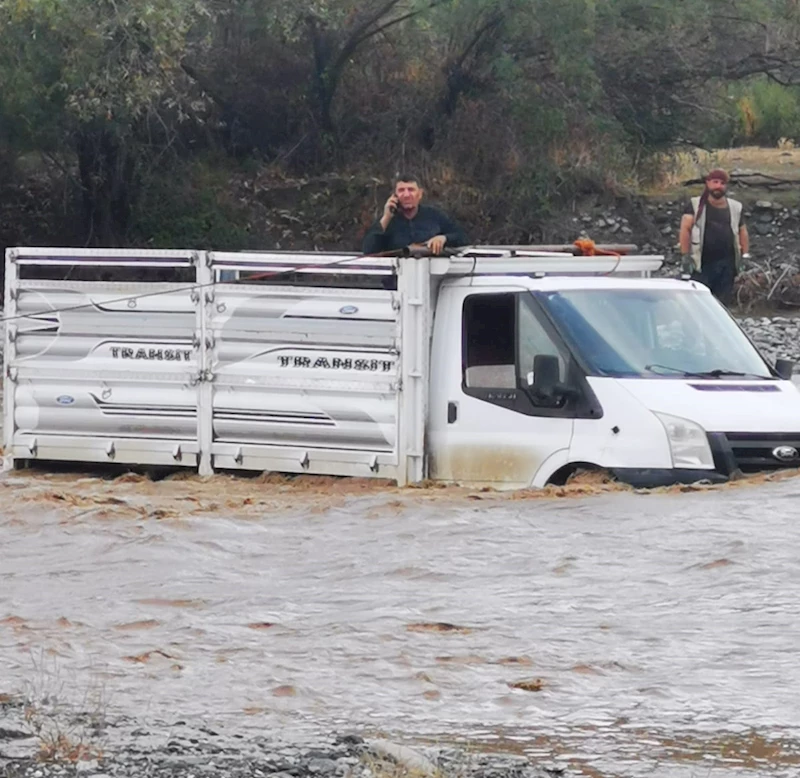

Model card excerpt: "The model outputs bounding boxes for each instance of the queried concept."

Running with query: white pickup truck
[4,246,800,488]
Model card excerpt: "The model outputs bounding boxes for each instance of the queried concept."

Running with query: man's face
[706,177,727,199]
[395,180,423,212]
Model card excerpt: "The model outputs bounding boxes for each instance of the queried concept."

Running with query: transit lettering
[111,347,193,362]
[278,355,394,372]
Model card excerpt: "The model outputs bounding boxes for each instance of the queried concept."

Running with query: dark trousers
[692,259,736,306]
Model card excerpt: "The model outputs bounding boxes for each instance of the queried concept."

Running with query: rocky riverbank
[573,193,800,312]
[736,315,800,365]
[0,720,569,778]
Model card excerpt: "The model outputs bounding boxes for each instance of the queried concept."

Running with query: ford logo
[339,305,359,315]
[56,395,75,406]
[772,445,799,462]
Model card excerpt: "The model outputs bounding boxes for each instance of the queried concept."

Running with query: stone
[307,758,338,775]
[0,727,33,740]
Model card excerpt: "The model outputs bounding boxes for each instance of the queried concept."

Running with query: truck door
[428,290,585,488]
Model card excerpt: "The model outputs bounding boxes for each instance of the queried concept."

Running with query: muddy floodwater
[3,470,800,777]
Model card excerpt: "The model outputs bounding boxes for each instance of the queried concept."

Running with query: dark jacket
[362,204,468,254]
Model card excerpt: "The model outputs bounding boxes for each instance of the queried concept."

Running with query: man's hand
[426,234,447,255]
[680,253,694,276]
[379,195,400,231]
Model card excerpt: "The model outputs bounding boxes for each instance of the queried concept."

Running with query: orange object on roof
[573,238,621,257]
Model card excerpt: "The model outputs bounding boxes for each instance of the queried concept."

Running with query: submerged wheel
[547,463,613,487]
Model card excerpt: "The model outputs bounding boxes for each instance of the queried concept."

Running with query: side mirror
[531,354,561,398]
[775,358,795,381]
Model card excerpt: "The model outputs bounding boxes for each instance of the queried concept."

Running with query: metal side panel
[205,281,401,474]
[11,281,199,376]
[12,379,198,439]
[12,434,199,468]
[212,444,398,480]
[4,250,203,471]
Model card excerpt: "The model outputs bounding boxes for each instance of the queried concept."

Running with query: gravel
[0,727,571,778]
[736,315,800,366]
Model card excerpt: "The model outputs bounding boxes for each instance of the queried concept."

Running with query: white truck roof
[450,276,703,292]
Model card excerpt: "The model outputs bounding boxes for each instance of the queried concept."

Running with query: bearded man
[679,168,750,305]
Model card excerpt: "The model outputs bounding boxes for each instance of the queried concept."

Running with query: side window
[462,293,516,389]
[517,295,567,386]
[461,292,586,417]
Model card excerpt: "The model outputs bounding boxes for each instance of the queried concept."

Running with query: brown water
[2,471,800,776]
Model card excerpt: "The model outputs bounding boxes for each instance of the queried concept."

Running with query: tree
[0,0,211,244]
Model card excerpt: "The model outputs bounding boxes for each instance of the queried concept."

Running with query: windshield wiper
[645,363,706,377]
[694,368,772,379]
[644,364,772,380]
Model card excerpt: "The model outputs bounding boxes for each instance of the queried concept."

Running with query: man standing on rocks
[679,168,750,305]
[362,173,467,255]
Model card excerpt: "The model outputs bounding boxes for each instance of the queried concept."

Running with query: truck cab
[428,275,800,488]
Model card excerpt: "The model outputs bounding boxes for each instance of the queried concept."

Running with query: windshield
[538,288,774,379]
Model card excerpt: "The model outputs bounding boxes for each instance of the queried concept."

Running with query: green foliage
[735,79,800,145]
[0,0,209,133]
[130,157,253,250]
[3,0,800,247]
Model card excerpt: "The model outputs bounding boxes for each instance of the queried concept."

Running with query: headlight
[654,412,714,469]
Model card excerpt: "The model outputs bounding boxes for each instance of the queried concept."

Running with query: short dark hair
[394,172,422,187]
[705,168,729,183]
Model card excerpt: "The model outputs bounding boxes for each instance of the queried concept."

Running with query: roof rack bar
[9,247,198,268]
[209,248,664,278]
[431,255,664,276]
[461,243,640,255]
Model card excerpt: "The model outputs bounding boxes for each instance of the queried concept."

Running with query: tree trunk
[308,18,336,135]
[76,128,133,246]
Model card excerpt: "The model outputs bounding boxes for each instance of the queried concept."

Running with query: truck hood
[610,378,800,433]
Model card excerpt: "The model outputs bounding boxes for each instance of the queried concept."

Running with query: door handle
[447,402,458,424]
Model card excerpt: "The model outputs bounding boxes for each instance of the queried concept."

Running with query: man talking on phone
[362,173,467,255]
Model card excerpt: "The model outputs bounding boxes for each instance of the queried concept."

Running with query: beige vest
[690,196,743,271]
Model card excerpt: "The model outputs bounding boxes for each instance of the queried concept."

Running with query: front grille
[723,432,800,472]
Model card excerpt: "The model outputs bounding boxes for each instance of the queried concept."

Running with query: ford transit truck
[4,246,799,488]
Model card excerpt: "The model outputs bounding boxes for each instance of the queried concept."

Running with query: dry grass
[21,651,108,764]
[643,145,800,197]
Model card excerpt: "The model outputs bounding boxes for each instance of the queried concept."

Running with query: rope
[572,238,622,275]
